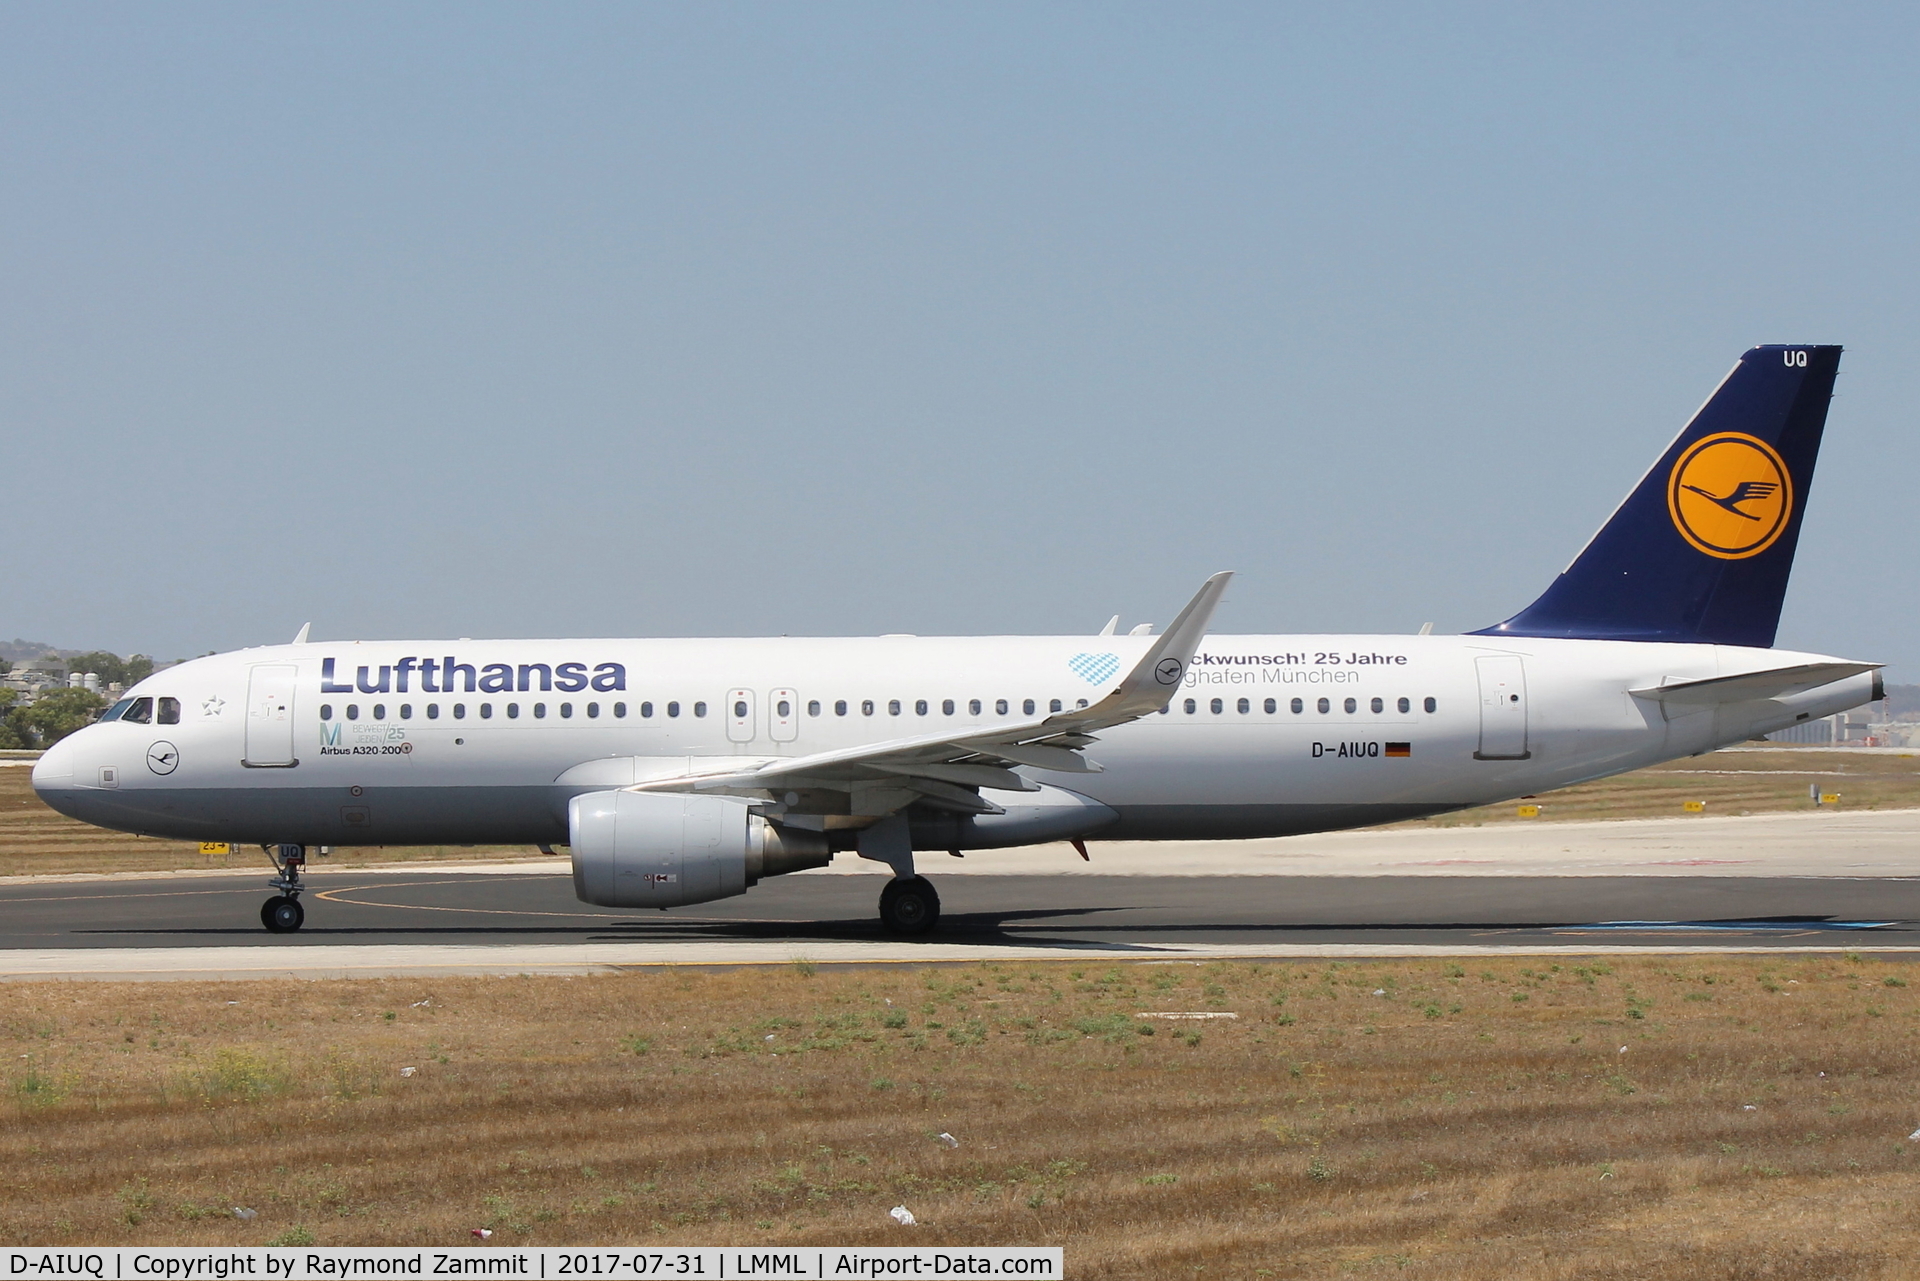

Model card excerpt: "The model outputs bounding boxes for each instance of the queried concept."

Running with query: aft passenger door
[1473,654,1530,760]
[244,664,299,767]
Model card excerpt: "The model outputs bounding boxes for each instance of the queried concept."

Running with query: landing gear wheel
[261,896,305,933]
[879,876,940,935]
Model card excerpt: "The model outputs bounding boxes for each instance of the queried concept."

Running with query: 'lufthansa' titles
[320,657,626,695]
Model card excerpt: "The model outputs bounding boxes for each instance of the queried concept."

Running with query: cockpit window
[157,697,181,725]
[100,698,135,723]
[121,697,154,724]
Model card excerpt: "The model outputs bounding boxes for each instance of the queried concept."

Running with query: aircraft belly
[38,784,568,847]
[1100,802,1465,841]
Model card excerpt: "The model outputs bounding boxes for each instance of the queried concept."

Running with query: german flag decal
[1385,742,1411,758]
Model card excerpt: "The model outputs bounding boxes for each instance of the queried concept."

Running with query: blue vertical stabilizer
[1474,345,1841,648]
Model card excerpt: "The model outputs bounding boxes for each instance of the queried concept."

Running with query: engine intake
[568,790,830,908]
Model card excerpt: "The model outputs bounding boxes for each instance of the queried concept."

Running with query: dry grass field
[6,748,1920,879]
[1409,747,1920,827]
[5,956,1920,1276]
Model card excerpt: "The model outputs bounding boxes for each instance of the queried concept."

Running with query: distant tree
[0,658,10,677]
[126,654,154,684]
[0,691,23,749]
[9,688,107,748]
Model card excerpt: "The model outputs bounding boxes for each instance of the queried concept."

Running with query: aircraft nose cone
[31,735,74,789]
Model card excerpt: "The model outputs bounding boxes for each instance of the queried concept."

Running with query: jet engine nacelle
[568,790,830,908]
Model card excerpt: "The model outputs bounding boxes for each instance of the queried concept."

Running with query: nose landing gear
[879,875,940,935]
[260,844,307,934]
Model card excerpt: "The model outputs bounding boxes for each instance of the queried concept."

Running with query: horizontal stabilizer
[1630,661,1880,706]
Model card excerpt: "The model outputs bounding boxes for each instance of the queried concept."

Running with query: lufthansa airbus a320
[34,346,1877,934]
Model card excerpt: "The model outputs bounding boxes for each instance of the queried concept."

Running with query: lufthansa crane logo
[1666,432,1792,560]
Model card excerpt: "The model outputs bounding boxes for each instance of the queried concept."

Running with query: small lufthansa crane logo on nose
[146,741,179,775]
[1666,432,1792,560]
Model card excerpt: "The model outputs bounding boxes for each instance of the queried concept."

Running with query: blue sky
[5,5,1916,671]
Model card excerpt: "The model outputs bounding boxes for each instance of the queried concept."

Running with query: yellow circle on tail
[1666,432,1792,560]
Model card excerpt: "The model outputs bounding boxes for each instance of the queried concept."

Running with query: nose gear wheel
[261,895,305,933]
[259,843,308,934]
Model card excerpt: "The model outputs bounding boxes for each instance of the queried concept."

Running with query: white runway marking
[1,939,1917,982]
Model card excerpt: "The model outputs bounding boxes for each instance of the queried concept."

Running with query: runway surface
[4,865,1920,977]
[5,810,1918,977]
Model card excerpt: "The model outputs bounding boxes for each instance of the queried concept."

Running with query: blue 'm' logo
[1067,652,1120,684]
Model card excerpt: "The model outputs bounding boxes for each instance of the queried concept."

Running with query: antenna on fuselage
[1099,615,1119,636]
[1418,622,1433,636]
[291,622,312,644]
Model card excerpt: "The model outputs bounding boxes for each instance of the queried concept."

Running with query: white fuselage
[31,632,1874,852]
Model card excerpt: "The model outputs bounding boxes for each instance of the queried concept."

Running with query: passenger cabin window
[533,703,546,718]
[586,703,599,718]
[318,704,333,721]
[834,700,848,716]
[560,703,572,718]
[507,703,520,719]
[454,704,467,719]
[693,702,707,717]
[1264,698,1277,713]
[373,704,387,720]
[347,704,361,721]
[1317,698,1330,713]
[1344,697,1357,713]
[1371,697,1384,713]
[969,699,981,715]
[805,700,819,716]
[667,702,680,718]
[1022,699,1035,715]
[1049,698,1063,713]
[1291,698,1303,714]
[1398,697,1411,713]
[915,700,929,716]
[1238,697,1250,714]
[480,704,494,719]
[996,699,1009,715]
[1424,697,1437,713]
[122,697,153,724]
[942,699,955,715]
[157,697,180,725]
[733,700,749,719]
[1184,698,1196,714]
[614,702,628,717]
[400,704,413,719]
[428,704,441,719]
[888,700,902,716]
[639,702,653,717]
[1210,698,1223,714]
[862,700,875,716]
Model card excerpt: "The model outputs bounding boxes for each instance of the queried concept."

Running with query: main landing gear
[879,876,940,935]
[260,843,307,934]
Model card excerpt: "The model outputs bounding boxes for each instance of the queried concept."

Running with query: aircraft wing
[627,571,1233,816]
[1629,661,1881,706]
